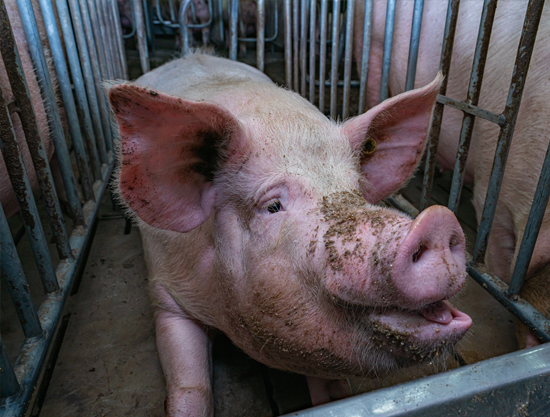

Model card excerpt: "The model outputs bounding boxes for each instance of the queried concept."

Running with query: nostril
[412,245,428,263]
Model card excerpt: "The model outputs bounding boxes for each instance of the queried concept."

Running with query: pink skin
[110,54,471,416]
[354,1,550,349]
[0,0,55,219]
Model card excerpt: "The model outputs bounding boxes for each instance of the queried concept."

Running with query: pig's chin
[368,300,472,361]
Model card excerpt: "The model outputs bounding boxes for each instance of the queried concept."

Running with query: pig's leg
[201,27,209,45]
[306,377,352,406]
[154,284,213,417]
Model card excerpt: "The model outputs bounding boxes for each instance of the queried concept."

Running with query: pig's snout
[392,205,466,307]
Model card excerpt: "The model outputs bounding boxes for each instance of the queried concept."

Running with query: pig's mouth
[369,300,471,360]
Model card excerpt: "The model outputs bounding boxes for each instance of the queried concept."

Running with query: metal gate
[0,0,125,415]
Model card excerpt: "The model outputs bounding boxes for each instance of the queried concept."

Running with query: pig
[0,0,56,219]
[185,0,211,47]
[354,1,550,348]
[116,0,133,35]
[109,52,472,416]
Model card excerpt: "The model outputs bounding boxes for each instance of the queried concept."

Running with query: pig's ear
[109,84,245,233]
[342,74,442,203]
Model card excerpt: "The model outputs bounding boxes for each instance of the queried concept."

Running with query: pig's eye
[266,201,282,213]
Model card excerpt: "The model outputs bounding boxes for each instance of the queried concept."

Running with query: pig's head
[109,73,471,379]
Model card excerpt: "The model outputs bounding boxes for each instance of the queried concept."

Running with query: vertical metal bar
[299,0,308,96]
[358,0,373,114]
[79,0,114,152]
[0,0,72,261]
[284,0,292,88]
[229,0,238,60]
[133,0,150,73]
[292,0,299,91]
[0,203,43,338]
[342,0,355,119]
[0,336,20,398]
[88,0,112,80]
[318,0,328,112]
[308,0,317,103]
[473,0,545,263]
[379,0,396,103]
[168,0,176,21]
[0,89,58,294]
[179,0,192,56]
[508,140,550,294]
[68,0,108,165]
[103,0,123,78]
[218,0,224,43]
[16,0,85,225]
[110,0,129,79]
[56,0,102,180]
[404,0,424,91]
[330,0,341,119]
[257,0,265,71]
[447,0,497,213]
[419,0,460,211]
[39,0,95,202]
[94,0,117,79]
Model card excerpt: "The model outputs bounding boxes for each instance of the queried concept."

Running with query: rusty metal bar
[404,0,424,91]
[16,0,85,225]
[473,0,545,263]
[308,0,317,102]
[300,0,308,95]
[318,0,329,113]
[419,0,460,211]
[436,94,505,125]
[257,0,265,71]
[447,0,498,214]
[330,0,341,119]
[0,0,72,262]
[379,0,396,103]
[358,0,373,114]
[342,0,355,120]
[284,0,292,87]
[39,0,95,202]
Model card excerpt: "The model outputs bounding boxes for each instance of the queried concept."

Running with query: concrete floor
[2,41,519,416]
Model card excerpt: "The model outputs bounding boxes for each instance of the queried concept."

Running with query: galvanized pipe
[68,0,109,165]
[16,0,85,226]
[379,0,396,103]
[299,0,308,95]
[284,0,292,87]
[0,82,58,294]
[0,336,20,398]
[179,0,193,55]
[39,0,95,202]
[0,202,42,338]
[229,0,238,60]
[0,0,72,262]
[133,0,150,73]
[342,0,355,120]
[218,0,224,43]
[94,0,117,79]
[87,0,112,80]
[292,0,299,91]
[358,0,373,114]
[404,0,424,91]
[110,0,129,79]
[329,0,341,119]
[508,140,550,295]
[318,0,328,113]
[473,0,545,263]
[257,0,265,71]
[56,0,102,180]
[308,0,317,103]
[102,0,123,78]
[448,0,497,214]
[419,0,460,211]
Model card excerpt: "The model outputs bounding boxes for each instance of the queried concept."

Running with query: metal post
[342,0,355,119]
[229,0,238,60]
[257,0,265,71]
[379,0,396,102]
[330,0,341,119]
[404,0,425,91]
[308,0,317,103]
[133,0,150,73]
[358,0,373,114]
[299,0,308,96]
[318,0,329,113]
[284,0,292,88]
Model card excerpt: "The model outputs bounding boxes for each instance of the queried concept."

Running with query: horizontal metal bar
[1,161,115,416]
[283,343,550,417]
[436,94,505,125]
[468,264,550,343]
[508,139,550,294]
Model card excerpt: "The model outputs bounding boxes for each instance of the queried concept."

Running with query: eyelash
[266,200,282,213]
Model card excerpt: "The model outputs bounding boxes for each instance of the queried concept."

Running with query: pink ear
[342,74,442,203]
[109,84,245,233]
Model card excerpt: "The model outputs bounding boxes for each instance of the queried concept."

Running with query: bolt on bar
[57,0,102,180]
[300,0,308,96]
[318,0,328,113]
[358,0,373,115]
[284,0,292,87]
[342,0,355,120]
[447,0,497,214]
[133,0,150,73]
[308,0,316,102]
[473,0,545,263]
[419,0,460,212]
[0,203,42,339]
[0,84,58,294]
[16,0,85,227]
[404,0,424,91]
[39,0,95,202]
[257,0,265,71]
[229,0,238,60]
[379,0,395,103]
[329,0,341,119]
[508,140,550,295]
